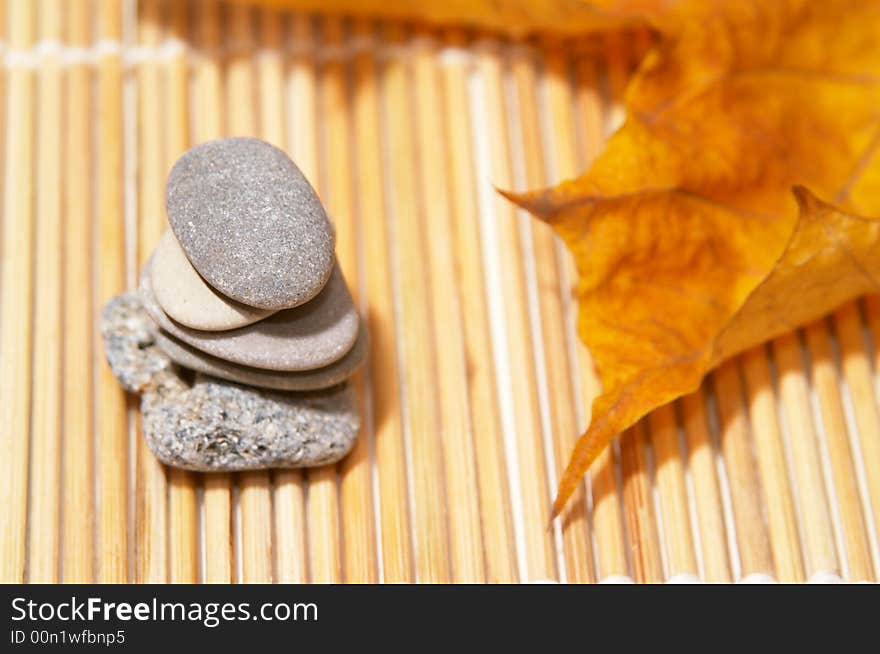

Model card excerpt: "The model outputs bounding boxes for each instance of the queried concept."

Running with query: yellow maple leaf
[507,0,880,516]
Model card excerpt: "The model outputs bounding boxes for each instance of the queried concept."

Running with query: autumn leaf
[232,0,652,35]
[507,0,880,516]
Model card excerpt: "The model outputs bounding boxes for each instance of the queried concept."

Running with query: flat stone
[100,293,176,392]
[153,323,367,391]
[142,373,359,472]
[166,137,335,310]
[151,229,274,331]
[140,258,359,371]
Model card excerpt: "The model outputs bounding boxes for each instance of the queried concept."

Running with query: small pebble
[166,137,335,310]
[154,325,367,392]
[140,259,359,371]
[151,229,274,331]
[100,293,176,392]
[142,373,359,471]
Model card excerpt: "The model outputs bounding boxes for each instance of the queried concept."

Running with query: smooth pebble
[153,324,367,392]
[140,258,359,371]
[166,137,335,310]
[151,229,275,331]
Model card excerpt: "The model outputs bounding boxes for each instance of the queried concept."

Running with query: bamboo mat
[1,0,879,584]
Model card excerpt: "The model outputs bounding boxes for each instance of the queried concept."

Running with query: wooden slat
[477,37,557,582]
[321,16,379,584]
[513,44,594,583]
[163,0,199,585]
[805,320,875,581]
[28,0,63,583]
[260,8,308,586]
[412,29,486,583]
[713,360,775,579]
[680,390,733,582]
[620,423,663,583]
[648,403,699,579]
[194,0,234,584]
[834,303,880,551]
[96,0,130,583]
[741,346,805,582]
[351,19,414,583]
[0,0,35,584]
[135,0,167,584]
[383,24,451,583]
[440,28,517,583]
[772,331,840,578]
[61,0,96,583]
[226,1,274,584]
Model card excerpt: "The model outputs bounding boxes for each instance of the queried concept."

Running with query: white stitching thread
[1,37,485,70]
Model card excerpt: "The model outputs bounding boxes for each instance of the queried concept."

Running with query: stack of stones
[101,138,365,471]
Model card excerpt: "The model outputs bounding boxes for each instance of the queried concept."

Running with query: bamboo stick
[164,0,199,584]
[740,346,805,582]
[772,331,839,578]
[282,13,342,584]
[194,0,234,584]
[96,0,130,583]
[351,18,414,583]
[647,403,699,579]
[28,0,63,583]
[680,390,733,582]
[440,28,517,583]
[0,0,35,584]
[513,44,594,583]
[322,16,379,584]
[545,47,626,579]
[476,37,558,582]
[620,423,664,583]
[134,0,168,583]
[226,1,274,584]
[62,0,96,583]
[865,295,880,375]
[382,24,451,583]
[573,53,629,581]
[834,303,880,548]
[412,28,486,583]
[806,319,875,581]
[258,8,308,586]
[712,360,775,579]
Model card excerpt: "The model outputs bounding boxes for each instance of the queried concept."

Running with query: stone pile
[101,137,365,471]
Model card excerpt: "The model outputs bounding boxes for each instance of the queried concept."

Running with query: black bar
[2,584,875,649]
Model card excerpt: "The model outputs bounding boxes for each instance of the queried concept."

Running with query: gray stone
[166,137,335,310]
[140,258,359,371]
[142,373,359,472]
[151,229,274,331]
[100,293,176,392]
[154,324,367,392]
[101,292,360,472]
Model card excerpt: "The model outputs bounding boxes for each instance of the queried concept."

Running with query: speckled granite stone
[154,324,367,392]
[140,259,359,371]
[100,292,360,472]
[166,137,335,310]
[141,374,359,471]
[100,293,175,392]
[151,229,274,331]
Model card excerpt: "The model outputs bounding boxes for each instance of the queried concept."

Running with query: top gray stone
[166,137,335,310]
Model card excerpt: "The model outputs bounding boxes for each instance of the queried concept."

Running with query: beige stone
[151,229,275,331]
